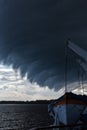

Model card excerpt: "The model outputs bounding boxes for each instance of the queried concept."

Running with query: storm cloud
[0,0,87,90]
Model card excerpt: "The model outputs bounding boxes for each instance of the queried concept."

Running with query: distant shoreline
[0,100,53,104]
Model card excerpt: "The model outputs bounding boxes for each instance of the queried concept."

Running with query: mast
[65,40,68,93]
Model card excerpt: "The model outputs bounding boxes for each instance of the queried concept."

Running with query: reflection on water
[0,104,53,130]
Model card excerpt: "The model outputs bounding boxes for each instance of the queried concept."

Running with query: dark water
[0,104,53,130]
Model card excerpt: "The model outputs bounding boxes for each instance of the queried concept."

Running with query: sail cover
[68,40,87,71]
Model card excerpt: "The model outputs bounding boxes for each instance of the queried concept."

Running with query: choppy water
[0,104,53,130]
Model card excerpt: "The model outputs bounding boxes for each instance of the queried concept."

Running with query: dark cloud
[0,0,87,90]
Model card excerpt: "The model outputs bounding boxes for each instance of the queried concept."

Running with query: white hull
[48,93,87,130]
[54,104,86,125]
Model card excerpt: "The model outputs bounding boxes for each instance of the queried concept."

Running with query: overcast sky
[0,0,87,100]
[0,63,61,101]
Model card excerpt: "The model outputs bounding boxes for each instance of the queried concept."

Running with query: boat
[31,40,87,130]
[48,40,87,130]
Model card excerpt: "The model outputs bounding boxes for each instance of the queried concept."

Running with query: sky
[0,63,60,101]
[0,0,87,100]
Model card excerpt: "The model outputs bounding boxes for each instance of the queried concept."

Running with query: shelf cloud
[0,0,87,90]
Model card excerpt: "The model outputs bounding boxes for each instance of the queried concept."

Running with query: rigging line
[81,71,85,95]
[83,72,87,95]
[71,51,85,95]
[69,51,74,92]
[75,57,81,92]
[65,40,68,93]
[78,67,84,95]
[76,65,83,94]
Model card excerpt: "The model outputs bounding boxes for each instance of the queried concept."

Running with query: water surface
[0,104,53,130]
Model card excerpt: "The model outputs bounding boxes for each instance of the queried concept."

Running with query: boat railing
[30,123,87,130]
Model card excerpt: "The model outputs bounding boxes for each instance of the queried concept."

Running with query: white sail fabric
[68,40,87,62]
[68,40,87,71]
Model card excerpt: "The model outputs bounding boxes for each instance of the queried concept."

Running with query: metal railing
[30,123,87,130]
